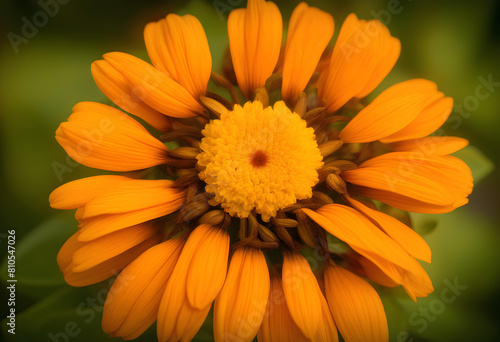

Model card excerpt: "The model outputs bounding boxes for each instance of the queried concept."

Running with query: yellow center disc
[197,100,323,221]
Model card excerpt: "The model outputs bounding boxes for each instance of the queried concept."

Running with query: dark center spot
[250,150,268,168]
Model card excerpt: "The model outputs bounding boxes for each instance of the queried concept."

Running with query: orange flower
[51,0,473,341]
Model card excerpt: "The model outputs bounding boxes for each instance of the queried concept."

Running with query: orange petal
[342,152,473,213]
[157,224,228,342]
[168,302,212,342]
[57,232,82,272]
[281,252,323,339]
[304,204,434,300]
[355,187,465,214]
[56,102,169,171]
[79,179,181,219]
[324,260,388,342]
[318,14,400,112]
[91,60,172,132]
[361,249,433,302]
[399,257,434,301]
[388,136,469,156]
[144,14,212,98]
[77,199,184,241]
[103,52,203,118]
[436,155,474,198]
[59,234,161,287]
[346,252,399,288]
[352,250,433,302]
[339,79,442,143]
[314,48,332,77]
[281,3,334,104]
[49,175,130,210]
[342,161,453,207]
[214,248,270,342]
[381,96,453,143]
[102,235,186,339]
[186,226,230,309]
[303,205,417,271]
[257,275,309,342]
[347,197,431,263]
[72,220,163,272]
[228,0,282,99]
[315,281,339,342]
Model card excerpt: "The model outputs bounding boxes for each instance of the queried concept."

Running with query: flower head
[50,0,473,341]
[197,100,323,221]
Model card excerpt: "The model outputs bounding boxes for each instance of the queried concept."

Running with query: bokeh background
[1,0,499,341]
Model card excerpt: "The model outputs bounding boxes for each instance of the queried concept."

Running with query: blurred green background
[1,0,499,341]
